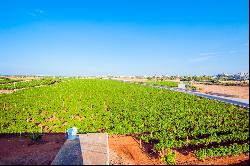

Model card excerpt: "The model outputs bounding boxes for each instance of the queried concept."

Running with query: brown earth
[189,154,249,165]
[0,89,14,94]
[194,84,249,100]
[0,133,66,165]
[175,149,249,165]
[109,135,162,165]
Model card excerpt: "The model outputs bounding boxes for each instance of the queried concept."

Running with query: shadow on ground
[51,135,84,165]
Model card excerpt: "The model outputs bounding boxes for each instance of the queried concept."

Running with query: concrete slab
[51,133,109,165]
[79,133,109,165]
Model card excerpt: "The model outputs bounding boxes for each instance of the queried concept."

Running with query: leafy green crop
[0,78,61,90]
[161,150,176,165]
[28,133,43,141]
[194,143,249,160]
[0,77,20,84]
[0,79,248,162]
[146,81,178,87]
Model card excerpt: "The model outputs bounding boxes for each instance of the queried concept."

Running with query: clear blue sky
[0,0,249,76]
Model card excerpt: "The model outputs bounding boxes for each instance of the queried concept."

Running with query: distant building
[178,82,186,89]
[233,72,249,80]
[216,72,249,81]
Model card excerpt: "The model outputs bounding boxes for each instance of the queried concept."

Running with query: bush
[161,149,176,165]
[28,133,43,141]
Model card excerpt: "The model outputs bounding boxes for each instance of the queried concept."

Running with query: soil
[189,154,249,165]
[0,89,14,94]
[108,135,162,165]
[175,150,249,165]
[0,133,66,165]
[194,84,249,100]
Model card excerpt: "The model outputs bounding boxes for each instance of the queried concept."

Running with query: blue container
[67,127,77,140]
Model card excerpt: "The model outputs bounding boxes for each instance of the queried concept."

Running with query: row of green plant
[146,75,214,82]
[145,80,198,91]
[0,78,61,90]
[142,131,248,150]
[146,81,179,87]
[0,79,248,163]
[0,77,20,84]
[194,143,249,160]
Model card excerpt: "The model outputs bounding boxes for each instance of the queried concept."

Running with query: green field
[0,79,248,161]
[0,77,20,84]
[146,80,179,87]
[0,78,61,90]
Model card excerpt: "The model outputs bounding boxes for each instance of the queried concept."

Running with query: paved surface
[51,133,109,165]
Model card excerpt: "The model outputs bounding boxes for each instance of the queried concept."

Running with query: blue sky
[0,0,249,76]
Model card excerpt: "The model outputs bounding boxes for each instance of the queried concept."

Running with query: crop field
[0,78,61,90]
[146,80,179,87]
[0,78,249,163]
[0,77,20,84]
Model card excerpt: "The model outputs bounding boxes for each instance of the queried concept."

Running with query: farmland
[0,78,61,90]
[0,77,20,84]
[0,78,249,163]
[146,81,179,87]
